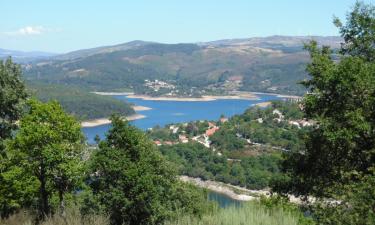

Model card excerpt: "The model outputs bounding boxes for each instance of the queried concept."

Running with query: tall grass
[165,201,301,225]
[0,208,109,225]
[0,201,309,225]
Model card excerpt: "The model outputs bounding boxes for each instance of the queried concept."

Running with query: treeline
[27,81,135,120]
[211,101,308,153]
[159,142,284,189]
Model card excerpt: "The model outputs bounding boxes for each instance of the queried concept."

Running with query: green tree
[334,1,375,61]
[7,99,84,219]
[280,1,375,198]
[0,58,28,218]
[88,116,205,225]
[0,58,28,151]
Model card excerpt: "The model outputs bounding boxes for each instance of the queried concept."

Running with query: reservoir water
[83,94,281,143]
[82,94,280,207]
[208,191,242,208]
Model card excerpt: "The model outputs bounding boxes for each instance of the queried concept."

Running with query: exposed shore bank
[132,105,152,111]
[180,176,269,201]
[254,101,272,107]
[81,114,146,128]
[92,91,302,101]
[123,93,259,101]
[180,176,313,204]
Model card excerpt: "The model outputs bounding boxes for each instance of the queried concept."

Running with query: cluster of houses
[153,118,228,148]
[144,79,175,92]
[258,108,313,128]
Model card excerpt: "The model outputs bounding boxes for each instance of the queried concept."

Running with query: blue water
[208,191,242,208]
[82,94,281,143]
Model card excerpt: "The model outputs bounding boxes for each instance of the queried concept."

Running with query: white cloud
[3,26,61,36]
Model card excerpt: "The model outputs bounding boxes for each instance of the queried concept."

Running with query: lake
[82,94,282,143]
[208,191,242,208]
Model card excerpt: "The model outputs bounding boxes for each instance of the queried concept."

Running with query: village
[148,104,313,157]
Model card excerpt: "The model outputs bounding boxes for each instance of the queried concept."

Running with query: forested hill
[23,36,342,96]
[26,82,135,120]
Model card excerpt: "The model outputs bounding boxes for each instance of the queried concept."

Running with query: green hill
[27,82,135,120]
[23,36,342,96]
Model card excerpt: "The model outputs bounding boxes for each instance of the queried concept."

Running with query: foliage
[277,2,375,224]
[0,58,29,218]
[87,116,207,225]
[27,82,135,120]
[5,99,85,219]
[159,142,284,189]
[164,200,312,225]
[0,58,28,150]
[282,2,375,197]
[311,169,375,225]
[259,196,315,225]
[334,1,375,61]
[211,101,307,153]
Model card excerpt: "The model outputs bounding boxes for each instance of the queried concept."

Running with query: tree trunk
[59,190,66,218]
[39,162,49,220]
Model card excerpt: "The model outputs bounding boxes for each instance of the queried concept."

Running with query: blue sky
[0,0,366,53]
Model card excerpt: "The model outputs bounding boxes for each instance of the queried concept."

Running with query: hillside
[23,36,342,96]
[27,82,135,120]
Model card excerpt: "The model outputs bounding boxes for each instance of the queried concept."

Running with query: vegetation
[0,58,28,152]
[27,82,135,120]
[277,2,375,224]
[165,199,313,225]
[86,116,208,225]
[22,37,341,96]
[1,2,374,225]
[211,101,307,153]
[160,142,284,189]
[3,99,85,220]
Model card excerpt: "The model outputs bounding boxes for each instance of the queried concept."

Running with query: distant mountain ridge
[22,35,343,96]
[50,35,342,60]
[0,48,57,62]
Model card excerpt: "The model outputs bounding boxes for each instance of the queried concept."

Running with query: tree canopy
[0,58,28,151]
[88,116,206,225]
[4,99,84,219]
[280,0,375,208]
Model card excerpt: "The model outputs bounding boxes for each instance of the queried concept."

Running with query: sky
[0,0,368,53]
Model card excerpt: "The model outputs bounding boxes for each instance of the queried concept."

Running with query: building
[220,117,228,123]
[179,135,189,143]
[205,126,219,136]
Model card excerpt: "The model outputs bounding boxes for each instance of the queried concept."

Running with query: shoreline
[125,93,259,101]
[132,105,152,111]
[92,91,134,96]
[180,176,269,201]
[180,176,312,204]
[81,114,146,128]
[92,91,302,101]
[254,101,272,107]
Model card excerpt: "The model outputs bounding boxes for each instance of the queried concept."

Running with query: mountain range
[20,35,342,96]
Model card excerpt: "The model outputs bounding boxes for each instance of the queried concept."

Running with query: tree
[88,116,206,225]
[7,99,84,219]
[0,58,28,218]
[0,58,28,151]
[334,1,375,61]
[280,1,375,197]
